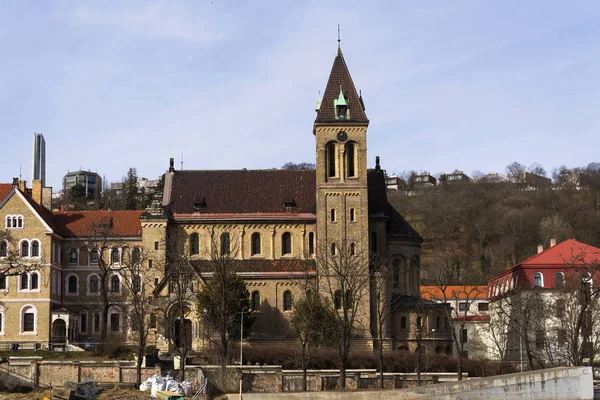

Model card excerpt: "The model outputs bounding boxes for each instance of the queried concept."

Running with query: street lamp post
[239,306,247,400]
[431,328,436,355]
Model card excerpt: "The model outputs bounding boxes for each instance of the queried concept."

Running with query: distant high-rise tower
[32,133,46,185]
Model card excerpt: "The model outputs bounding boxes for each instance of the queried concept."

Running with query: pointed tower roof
[315,47,368,124]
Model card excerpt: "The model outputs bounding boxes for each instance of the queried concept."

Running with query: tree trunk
[301,342,307,391]
[136,348,143,386]
[378,339,384,389]
[416,348,421,386]
[340,354,347,389]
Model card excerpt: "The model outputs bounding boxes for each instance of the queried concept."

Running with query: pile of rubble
[140,375,193,397]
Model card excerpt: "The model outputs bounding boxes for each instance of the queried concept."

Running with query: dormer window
[334,86,349,120]
[193,198,207,213]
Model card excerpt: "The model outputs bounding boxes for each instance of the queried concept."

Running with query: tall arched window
[346,142,356,178]
[90,248,99,265]
[69,248,78,264]
[349,208,355,222]
[308,232,315,255]
[21,241,29,257]
[68,276,78,294]
[251,291,261,312]
[89,275,99,294]
[410,257,419,293]
[334,290,342,310]
[110,275,121,292]
[0,241,7,257]
[393,259,401,289]
[533,272,543,287]
[283,290,292,311]
[330,209,336,222]
[331,243,337,256]
[132,247,141,263]
[349,243,356,256]
[326,142,337,178]
[220,233,230,256]
[400,316,407,329]
[282,232,292,255]
[31,241,40,258]
[111,247,120,264]
[20,273,28,290]
[21,305,36,333]
[189,233,199,256]
[133,275,142,293]
[251,233,261,256]
[371,232,377,253]
[31,273,39,290]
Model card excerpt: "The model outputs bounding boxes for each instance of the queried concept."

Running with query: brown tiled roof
[190,259,316,275]
[169,170,317,215]
[52,210,143,237]
[315,48,368,124]
[0,184,12,202]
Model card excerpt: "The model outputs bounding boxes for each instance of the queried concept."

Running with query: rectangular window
[458,302,470,312]
[23,313,35,332]
[154,241,159,250]
[0,274,6,290]
[94,314,100,333]
[81,312,87,333]
[460,329,468,343]
[477,302,489,311]
[149,259,153,268]
[110,313,120,332]
[150,314,157,329]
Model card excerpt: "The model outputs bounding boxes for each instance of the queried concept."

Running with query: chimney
[537,245,544,254]
[31,180,43,206]
[169,158,175,173]
[375,156,380,171]
[18,179,27,192]
[12,177,18,188]
[550,238,556,247]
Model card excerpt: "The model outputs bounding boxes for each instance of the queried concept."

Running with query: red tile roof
[421,285,488,301]
[0,184,12,202]
[315,48,368,123]
[519,239,600,266]
[52,210,143,237]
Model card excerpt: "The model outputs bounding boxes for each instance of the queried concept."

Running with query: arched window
[334,290,342,310]
[349,208,355,222]
[132,247,141,263]
[133,275,142,293]
[330,209,336,222]
[20,273,28,290]
[331,243,336,256]
[17,216,23,228]
[393,259,401,289]
[346,142,356,178]
[90,248,99,265]
[21,305,36,333]
[189,233,199,256]
[251,233,261,256]
[111,247,120,264]
[555,272,564,288]
[371,232,377,253]
[0,241,7,257]
[345,290,352,308]
[251,291,261,312]
[282,232,292,255]
[21,241,29,257]
[400,316,407,329]
[326,142,337,178]
[109,310,121,332]
[533,272,543,287]
[30,272,39,290]
[67,275,78,294]
[4,216,10,228]
[308,232,315,255]
[69,248,78,264]
[410,257,420,292]
[110,275,120,293]
[31,241,40,258]
[283,290,292,311]
[89,275,99,294]
[0,307,4,334]
[349,243,356,256]
[220,233,230,256]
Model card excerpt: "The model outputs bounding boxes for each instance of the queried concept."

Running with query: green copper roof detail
[334,86,347,107]
[315,95,322,111]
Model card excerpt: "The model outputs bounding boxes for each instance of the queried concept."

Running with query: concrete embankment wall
[230,366,593,400]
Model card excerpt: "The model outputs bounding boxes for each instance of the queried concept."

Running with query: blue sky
[1,1,599,190]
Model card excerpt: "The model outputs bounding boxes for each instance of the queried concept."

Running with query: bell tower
[314,44,371,331]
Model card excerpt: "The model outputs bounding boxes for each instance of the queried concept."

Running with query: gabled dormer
[334,86,349,120]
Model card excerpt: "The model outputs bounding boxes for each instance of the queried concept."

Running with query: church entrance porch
[51,308,79,351]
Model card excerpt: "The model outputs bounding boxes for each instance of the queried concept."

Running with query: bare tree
[289,269,335,391]
[119,246,160,386]
[372,256,393,389]
[0,229,43,278]
[317,239,371,389]
[482,297,511,362]
[196,230,253,378]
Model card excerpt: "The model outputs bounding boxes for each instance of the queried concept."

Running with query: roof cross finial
[337,24,341,47]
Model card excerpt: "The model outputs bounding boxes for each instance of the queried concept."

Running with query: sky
[1,0,599,190]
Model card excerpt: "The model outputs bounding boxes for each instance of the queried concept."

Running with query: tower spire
[337,24,341,55]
